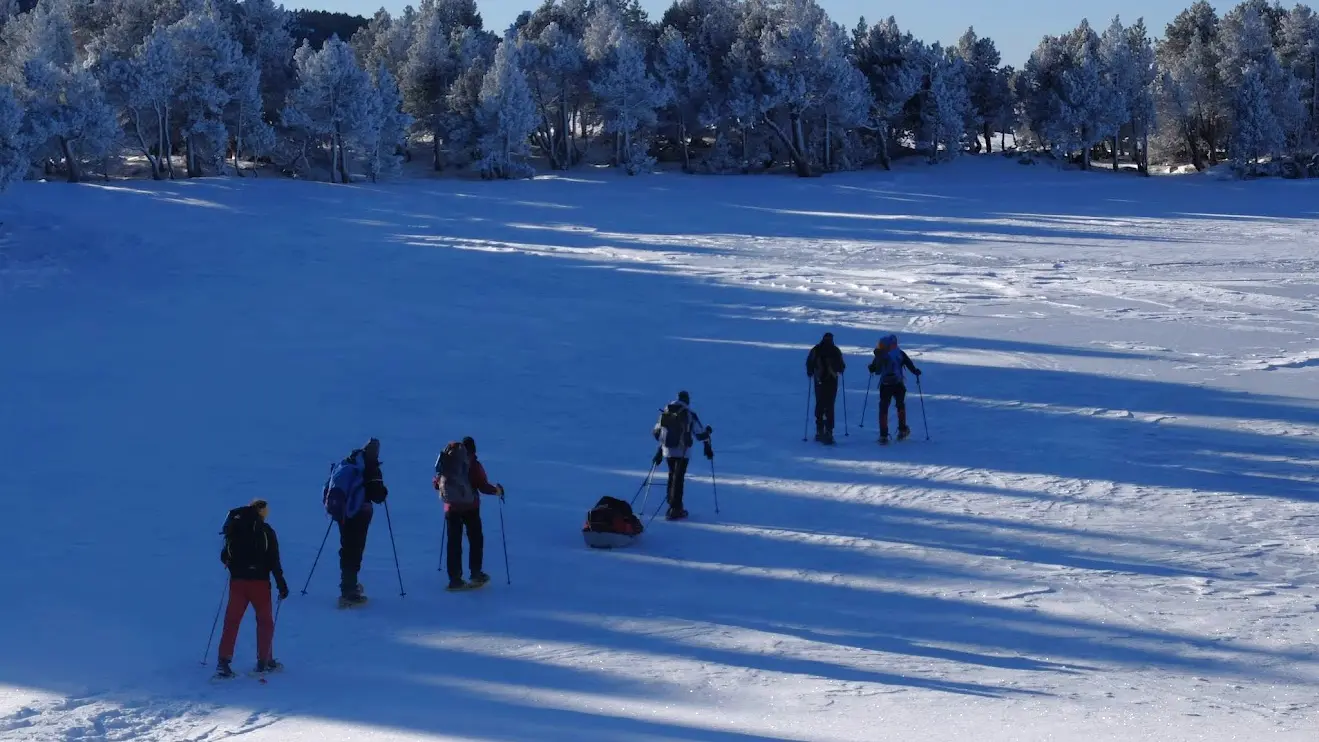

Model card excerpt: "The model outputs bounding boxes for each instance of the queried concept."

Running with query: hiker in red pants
[215,499,289,678]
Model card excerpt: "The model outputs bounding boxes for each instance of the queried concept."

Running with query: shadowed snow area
[1,158,1318,741]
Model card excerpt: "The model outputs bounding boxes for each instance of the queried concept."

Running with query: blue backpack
[324,451,367,521]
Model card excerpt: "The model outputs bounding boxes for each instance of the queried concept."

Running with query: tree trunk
[763,112,812,177]
[679,120,689,172]
[164,110,176,179]
[337,134,351,184]
[877,126,892,170]
[432,126,443,171]
[1112,133,1120,172]
[57,137,82,182]
[1139,128,1150,176]
[984,122,993,154]
[824,116,831,171]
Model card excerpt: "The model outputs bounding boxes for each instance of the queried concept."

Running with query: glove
[913,368,922,376]
[703,441,714,460]
[276,577,289,600]
[867,363,877,373]
[219,549,229,566]
[652,449,663,466]
[652,429,660,441]
[705,425,713,435]
[496,483,505,496]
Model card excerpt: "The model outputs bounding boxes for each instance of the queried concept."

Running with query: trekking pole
[645,492,668,527]
[498,494,511,585]
[300,520,333,595]
[860,373,873,428]
[710,457,720,514]
[917,375,931,441]
[841,372,849,436]
[637,460,656,518]
[383,501,407,597]
[200,576,227,664]
[438,517,447,572]
[630,460,658,508]
[802,379,813,441]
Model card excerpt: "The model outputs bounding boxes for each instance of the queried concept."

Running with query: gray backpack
[435,441,476,506]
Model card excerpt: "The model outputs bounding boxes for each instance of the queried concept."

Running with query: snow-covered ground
[1,158,1317,741]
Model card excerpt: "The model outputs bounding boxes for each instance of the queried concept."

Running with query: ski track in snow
[3,159,1319,740]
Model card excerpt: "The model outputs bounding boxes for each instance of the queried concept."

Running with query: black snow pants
[666,457,690,513]
[445,507,484,582]
[814,376,838,433]
[338,509,372,597]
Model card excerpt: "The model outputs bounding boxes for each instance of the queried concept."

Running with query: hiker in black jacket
[806,332,846,443]
[216,499,288,678]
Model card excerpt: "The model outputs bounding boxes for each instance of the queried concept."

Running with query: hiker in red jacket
[443,436,504,589]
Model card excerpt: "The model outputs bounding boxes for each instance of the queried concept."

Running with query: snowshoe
[821,430,835,445]
[446,578,469,591]
[665,508,689,521]
[337,594,368,609]
[212,659,236,680]
[897,426,910,441]
[470,572,491,586]
[878,433,890,445]
[255,658,283,674]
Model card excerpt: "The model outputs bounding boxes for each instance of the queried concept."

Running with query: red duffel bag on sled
[583,496,644,549]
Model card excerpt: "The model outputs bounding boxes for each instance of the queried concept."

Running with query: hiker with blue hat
[867,334,921,444]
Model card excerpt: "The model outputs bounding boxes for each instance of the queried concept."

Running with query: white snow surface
[1,158,1318,741]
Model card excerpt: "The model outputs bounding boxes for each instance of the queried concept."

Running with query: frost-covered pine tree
[852,16,923,169]
[364,62,412,181]
[521,21,585,170]
[758,0,831,176]
[165,8,255,177]
[1278,4,1319,144]
[1233,62,1285,172]
[954,27,1002,152]
[1099,16,1135,170]
[232,0,296,118]
[814,17,869,171]
[113,24,180,179]
[654,24,709,172]
[282,36,377,183]
[474,34,537,179]
[920,44,972,162]
[5,0,120,182]
[0,84,27,189]
[401,0,482,170]
[225,51,275,177]
[1126,19,1158,174]
[588,10,667,175]
[1218,3,1302,164]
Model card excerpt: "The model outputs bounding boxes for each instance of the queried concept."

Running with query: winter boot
[813,423,823,441]
[447,577,469,591]
[214,658,235,680]
[897,426,911,441]
[879,430,890,445]
[470,571,490,585]
[822,428,835,445]
[256,658,283,674]
[666,507,689,520]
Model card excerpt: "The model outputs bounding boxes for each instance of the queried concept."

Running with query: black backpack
[658,403,691,449]
[221,505,266,566]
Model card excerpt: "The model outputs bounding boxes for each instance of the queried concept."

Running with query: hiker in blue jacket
[652,391,712,520]
[337,438,388,607]
[867,335,921,443]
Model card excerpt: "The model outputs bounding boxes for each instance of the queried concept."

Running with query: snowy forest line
[0,0,1316,187]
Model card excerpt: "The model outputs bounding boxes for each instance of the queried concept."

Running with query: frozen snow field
[0,157,1317,741]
